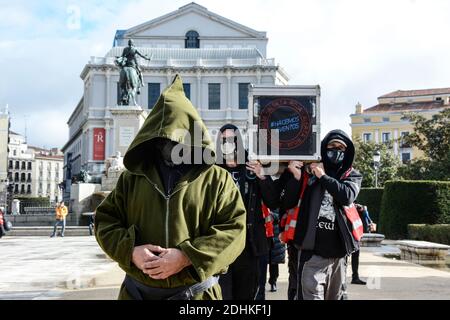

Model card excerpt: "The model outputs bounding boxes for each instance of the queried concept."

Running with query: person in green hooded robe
[95,74,246,300]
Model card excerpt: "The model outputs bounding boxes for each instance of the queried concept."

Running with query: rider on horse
[118,39,152,94]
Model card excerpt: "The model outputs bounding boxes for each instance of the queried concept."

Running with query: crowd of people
[94,75,375,301]
[1,75,376,300]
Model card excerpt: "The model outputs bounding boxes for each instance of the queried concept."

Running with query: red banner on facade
[93,128,106,161]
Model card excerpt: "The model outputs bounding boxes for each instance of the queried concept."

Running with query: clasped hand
[132,244,192,280]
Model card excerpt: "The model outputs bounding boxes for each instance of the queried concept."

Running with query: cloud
[1,0,449,148]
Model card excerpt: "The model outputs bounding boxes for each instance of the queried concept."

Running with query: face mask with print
[326,148,345,166]
[221,142,236,156]
[220,136,237,160]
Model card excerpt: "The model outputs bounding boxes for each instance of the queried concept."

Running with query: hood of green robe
[123,74,215,174]
[95,74,247,299]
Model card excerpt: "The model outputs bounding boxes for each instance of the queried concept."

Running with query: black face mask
[155,140,178,167]
[326,148,345,166]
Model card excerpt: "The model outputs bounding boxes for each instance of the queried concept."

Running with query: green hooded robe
[95,75,246,300]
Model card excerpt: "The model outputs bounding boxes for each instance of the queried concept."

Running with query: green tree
[399,108,450,181]
[353,140,402,187]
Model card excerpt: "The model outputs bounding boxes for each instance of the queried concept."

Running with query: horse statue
[115,39,152,106]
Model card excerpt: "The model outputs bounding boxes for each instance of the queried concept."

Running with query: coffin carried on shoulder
[247,85,321,162]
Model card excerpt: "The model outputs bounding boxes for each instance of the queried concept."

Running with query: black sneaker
[270,284,277,292]
[351,278,366,285]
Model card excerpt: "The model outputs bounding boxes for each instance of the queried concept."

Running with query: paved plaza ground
[1,236,449,300]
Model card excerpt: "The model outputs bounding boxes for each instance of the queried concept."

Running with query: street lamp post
[373,150,381,188]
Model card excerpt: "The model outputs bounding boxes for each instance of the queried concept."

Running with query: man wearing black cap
[283,129,362,300]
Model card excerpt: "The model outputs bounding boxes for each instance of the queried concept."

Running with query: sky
[1,0,449,149]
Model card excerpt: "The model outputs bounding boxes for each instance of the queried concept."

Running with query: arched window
[185,30,200,48]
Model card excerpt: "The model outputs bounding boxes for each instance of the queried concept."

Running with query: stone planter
[397,240,450,265]
[361,233,385,247]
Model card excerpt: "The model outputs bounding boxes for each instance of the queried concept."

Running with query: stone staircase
[5,213,86,227]
[6,226,91,237]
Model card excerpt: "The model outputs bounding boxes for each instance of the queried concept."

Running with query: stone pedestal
[12,199,20,215]
[101,170,123,192]
[397,240,450,265]
[70,183,101,214]
[108,106,149,158]
[361,233,385,247]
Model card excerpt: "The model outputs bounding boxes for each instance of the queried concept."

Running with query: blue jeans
[51,219,66,236]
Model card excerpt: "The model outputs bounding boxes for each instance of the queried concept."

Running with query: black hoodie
[216,124,269,257]
[284,130,363,257]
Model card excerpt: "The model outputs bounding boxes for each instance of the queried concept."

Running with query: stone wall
[5,213,82,227]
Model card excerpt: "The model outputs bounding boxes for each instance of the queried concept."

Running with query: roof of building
[9,130,22,136]
[363,101,448,113]
[28,146,48,152]
[28,146,63,158]
[34,155,64,160]
[380,87,450,98]
[106,47,264,60]
[118,2,266,43]
[113,30,127,47]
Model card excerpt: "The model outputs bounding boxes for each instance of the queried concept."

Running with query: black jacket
[217,124,269,257]
[283,130,363,256]
[269,211,286,264]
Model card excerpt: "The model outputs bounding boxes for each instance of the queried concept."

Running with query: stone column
[88,129,94,169]
[394,129,399,156]
[105,71,111,107]
[226,70,232,120]
[166,70,173,89]
[105,123,111,159]
[196,72,202,116]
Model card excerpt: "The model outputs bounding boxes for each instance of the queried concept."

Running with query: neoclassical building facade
[62,2,289,183]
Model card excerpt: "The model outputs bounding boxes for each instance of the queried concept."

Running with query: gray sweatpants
[299,253,346,300]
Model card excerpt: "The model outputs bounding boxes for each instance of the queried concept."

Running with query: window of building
[383,117,389,122]
[13,150,16,156]
[363,133,372,143]
[15,161,19,169]
[148,83,161,109]
[14,172,19,182]
[364,118,371,123]
[400,131,411,148]
[208,84,221,110]
[20,185,25,194]
[185,30,200,49]
[9,160,12,169]
[14,185,18,193]
[21,162,25,170]
[402,153,411,164]
[21,173,25,182]
[27,173,31,182]
[28,162,32,170]
[27,185,31,194]
[47,184,51,192]
[382,132,391,144]
[183,83,191,100]
[239,83,250,109]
